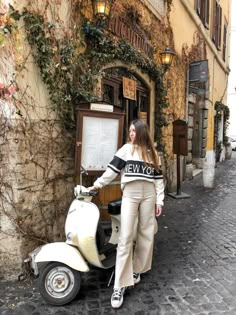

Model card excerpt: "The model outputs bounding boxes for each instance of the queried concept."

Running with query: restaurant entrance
[102,67,150,143]
[76,67,151,221]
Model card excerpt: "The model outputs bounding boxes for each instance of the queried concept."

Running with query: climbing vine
[0,1,175,277]
[81,21,169,149]
[21,7,79,129]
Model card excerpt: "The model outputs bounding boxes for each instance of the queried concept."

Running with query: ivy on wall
[21,7,78,130]
[81,21,169,150]
[0,3,173,253]
[12,6,169,149]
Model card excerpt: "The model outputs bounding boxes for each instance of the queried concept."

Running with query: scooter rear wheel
[38,262,81,305]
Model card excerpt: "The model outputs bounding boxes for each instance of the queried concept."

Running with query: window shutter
[217,6,222,49]
[222,23,227,61]
[196,0,209,29]
[204,0,209,28]
[196,0,201,15]
[212,0,217,43]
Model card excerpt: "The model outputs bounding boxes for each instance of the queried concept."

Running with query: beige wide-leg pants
[114,180,156,289]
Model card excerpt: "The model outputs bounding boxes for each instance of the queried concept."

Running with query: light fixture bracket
[160,47,175,73]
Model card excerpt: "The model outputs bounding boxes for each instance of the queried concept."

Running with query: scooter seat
[108,198,122,215]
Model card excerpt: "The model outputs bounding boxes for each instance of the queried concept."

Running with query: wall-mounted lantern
[92,0,113,19]
[160,47,176,73]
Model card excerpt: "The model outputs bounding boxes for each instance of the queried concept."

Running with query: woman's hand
[87,186,98,191]
[155,205,162,217]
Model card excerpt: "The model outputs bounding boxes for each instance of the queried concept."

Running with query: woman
[89,119,164,308]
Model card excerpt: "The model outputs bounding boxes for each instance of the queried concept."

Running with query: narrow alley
[1,153,236,315]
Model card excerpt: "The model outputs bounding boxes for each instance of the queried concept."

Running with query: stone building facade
[0,0,231,279]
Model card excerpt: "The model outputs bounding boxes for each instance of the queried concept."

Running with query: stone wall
[0,116,75,280]
[0,0,77,279]
[0,0,187,278]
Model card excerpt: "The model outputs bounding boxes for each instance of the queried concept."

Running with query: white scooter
[25,167,122,306]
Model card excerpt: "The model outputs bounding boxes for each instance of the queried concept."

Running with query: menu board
[81,117,119,170]
[76,109,124,175]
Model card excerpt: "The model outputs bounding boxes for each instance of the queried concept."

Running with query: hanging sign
[123,77,137,101]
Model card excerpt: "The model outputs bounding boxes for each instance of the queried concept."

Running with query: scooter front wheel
[38,262,81,305]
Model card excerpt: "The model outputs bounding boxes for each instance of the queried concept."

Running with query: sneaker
[133,272,141,284]
[111,287,125,308]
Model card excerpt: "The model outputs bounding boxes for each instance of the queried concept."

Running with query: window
[222,20,228,61]
[212,0,222,50]
[195,0,209,28]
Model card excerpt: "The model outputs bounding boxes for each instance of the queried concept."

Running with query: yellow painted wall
[170,0,230,151]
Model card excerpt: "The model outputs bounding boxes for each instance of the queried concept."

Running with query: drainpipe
[185,67,189,123]
[184,67,192,179]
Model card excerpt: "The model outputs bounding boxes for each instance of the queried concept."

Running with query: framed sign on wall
[75,109,124,175]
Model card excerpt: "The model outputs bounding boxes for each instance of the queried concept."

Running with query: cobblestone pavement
[1,153,236,315]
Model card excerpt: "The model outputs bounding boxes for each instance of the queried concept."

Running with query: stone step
[193,168,202,177]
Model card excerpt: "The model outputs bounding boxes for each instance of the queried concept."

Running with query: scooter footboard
[32,242,89,274]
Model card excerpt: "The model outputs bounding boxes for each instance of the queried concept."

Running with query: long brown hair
[128,119,159,170]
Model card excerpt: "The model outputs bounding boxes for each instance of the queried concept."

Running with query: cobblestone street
[1,153,236,315]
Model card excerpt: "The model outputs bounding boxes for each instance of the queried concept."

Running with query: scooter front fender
[34,242,89,274]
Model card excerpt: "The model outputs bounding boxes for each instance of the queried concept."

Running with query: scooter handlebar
[88,190,98,197]
[74,185,98,200]
[80,190,98,197]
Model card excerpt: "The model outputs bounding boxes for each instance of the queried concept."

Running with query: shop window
[103,83,114,104]
[195,0,209,28]
[102,68,149,143]
[102,78,122,108]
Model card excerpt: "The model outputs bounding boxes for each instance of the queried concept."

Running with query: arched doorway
[102,67,150,142]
